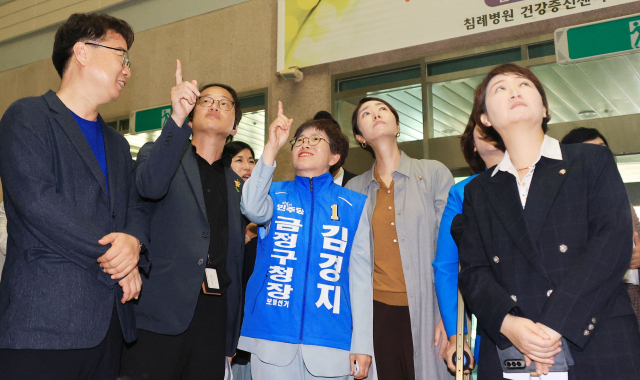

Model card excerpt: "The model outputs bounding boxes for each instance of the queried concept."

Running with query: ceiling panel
[533,65,595,116]
[336,53,640,142]
[432,84,474,115]
[574,60,640,116]
[600,57,640,111]
[433,108,467,135]
[235,110,266,159]
[542,89,581,123]
[374,85,424,142]
[126,130,162,159]
[432,95,472,126]
[431,74,484,136]
[549,64,619,118]
[444,80,476,104]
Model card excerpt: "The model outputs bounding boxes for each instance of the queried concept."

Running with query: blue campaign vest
[241,172,367,351]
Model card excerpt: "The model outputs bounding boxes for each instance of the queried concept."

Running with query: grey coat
[346,151,454,380]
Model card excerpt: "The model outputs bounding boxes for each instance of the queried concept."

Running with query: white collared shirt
[492,135,563,208]
[332,167,345,186]
[497,138,566,378]
[625,236,639,285]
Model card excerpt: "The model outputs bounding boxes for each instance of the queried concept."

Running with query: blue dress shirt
[70,110,108,193]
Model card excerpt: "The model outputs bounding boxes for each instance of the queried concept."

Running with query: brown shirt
[371,168,409,306]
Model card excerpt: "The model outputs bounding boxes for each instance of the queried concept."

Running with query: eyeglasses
[289,135,330,148]
[196,96,235,111]
[85,42,130,70]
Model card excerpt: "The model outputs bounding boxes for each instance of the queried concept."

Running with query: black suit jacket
[0,91,148,349]
[134,118,247,356]
[341,169,357,187]
[459,143,640,378]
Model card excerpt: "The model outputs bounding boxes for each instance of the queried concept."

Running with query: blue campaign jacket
[241,172,367,351]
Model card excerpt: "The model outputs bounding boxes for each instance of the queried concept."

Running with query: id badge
[202,268,221,295]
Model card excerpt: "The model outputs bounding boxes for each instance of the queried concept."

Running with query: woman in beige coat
[346,97,453,380]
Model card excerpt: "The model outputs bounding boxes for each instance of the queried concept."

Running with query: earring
[361,142,367,148]
[486,122,491,126]
[396,132,401,137]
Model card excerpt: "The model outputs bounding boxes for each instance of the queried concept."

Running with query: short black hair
[460,117,500,174]
[223,141,255,160]
[188,83,242,143]
[313,111,348,172]
[52,13,134,78]
[561,127,609,146]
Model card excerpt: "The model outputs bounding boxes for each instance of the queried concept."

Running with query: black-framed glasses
[85,42,130,70]
[289,135,330,148]
[196,96,235,111]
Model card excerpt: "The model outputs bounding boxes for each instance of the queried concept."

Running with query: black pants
[373,300,415,380]
[120,291,227,380]
[0,302,123,380]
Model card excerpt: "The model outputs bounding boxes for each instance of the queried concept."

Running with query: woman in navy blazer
[458,63,640,379]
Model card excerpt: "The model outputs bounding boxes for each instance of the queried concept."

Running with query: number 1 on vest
[330,204,339,221]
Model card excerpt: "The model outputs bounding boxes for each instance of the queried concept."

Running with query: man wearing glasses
[120,60,248,380]
[0,13,147,380]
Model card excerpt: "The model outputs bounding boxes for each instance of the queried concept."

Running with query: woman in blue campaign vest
[237,102,374,380]
[432,119,504,375]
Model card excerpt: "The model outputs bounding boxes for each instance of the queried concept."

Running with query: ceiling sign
[555,13,640,64]
[277,0,635,71]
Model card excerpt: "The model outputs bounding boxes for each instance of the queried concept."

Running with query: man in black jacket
[120,61,247,380]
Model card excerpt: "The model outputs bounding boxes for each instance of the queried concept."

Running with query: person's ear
[230,122,238,136]
[329,153,341,167]
[73,42,89,67]
[480,114,491,127]
[354,134,366,145]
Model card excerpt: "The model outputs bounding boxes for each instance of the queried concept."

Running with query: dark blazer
[133,118,247,356]
[342,169,357,187]
[0,91,148,349]
[459,143,640,379]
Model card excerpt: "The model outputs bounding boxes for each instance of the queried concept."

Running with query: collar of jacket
[42,90,113,204]
[294,171,334,191]
[363,150,411,191]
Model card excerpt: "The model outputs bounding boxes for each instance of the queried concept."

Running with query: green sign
[130,104,172,133]
[555,13,640,65]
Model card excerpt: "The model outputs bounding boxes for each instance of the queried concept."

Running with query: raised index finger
[278,101,284,117]
[175,59,183,86]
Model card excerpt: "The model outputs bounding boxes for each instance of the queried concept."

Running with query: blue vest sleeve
[433,181,465,337]
[241,159,276,230]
